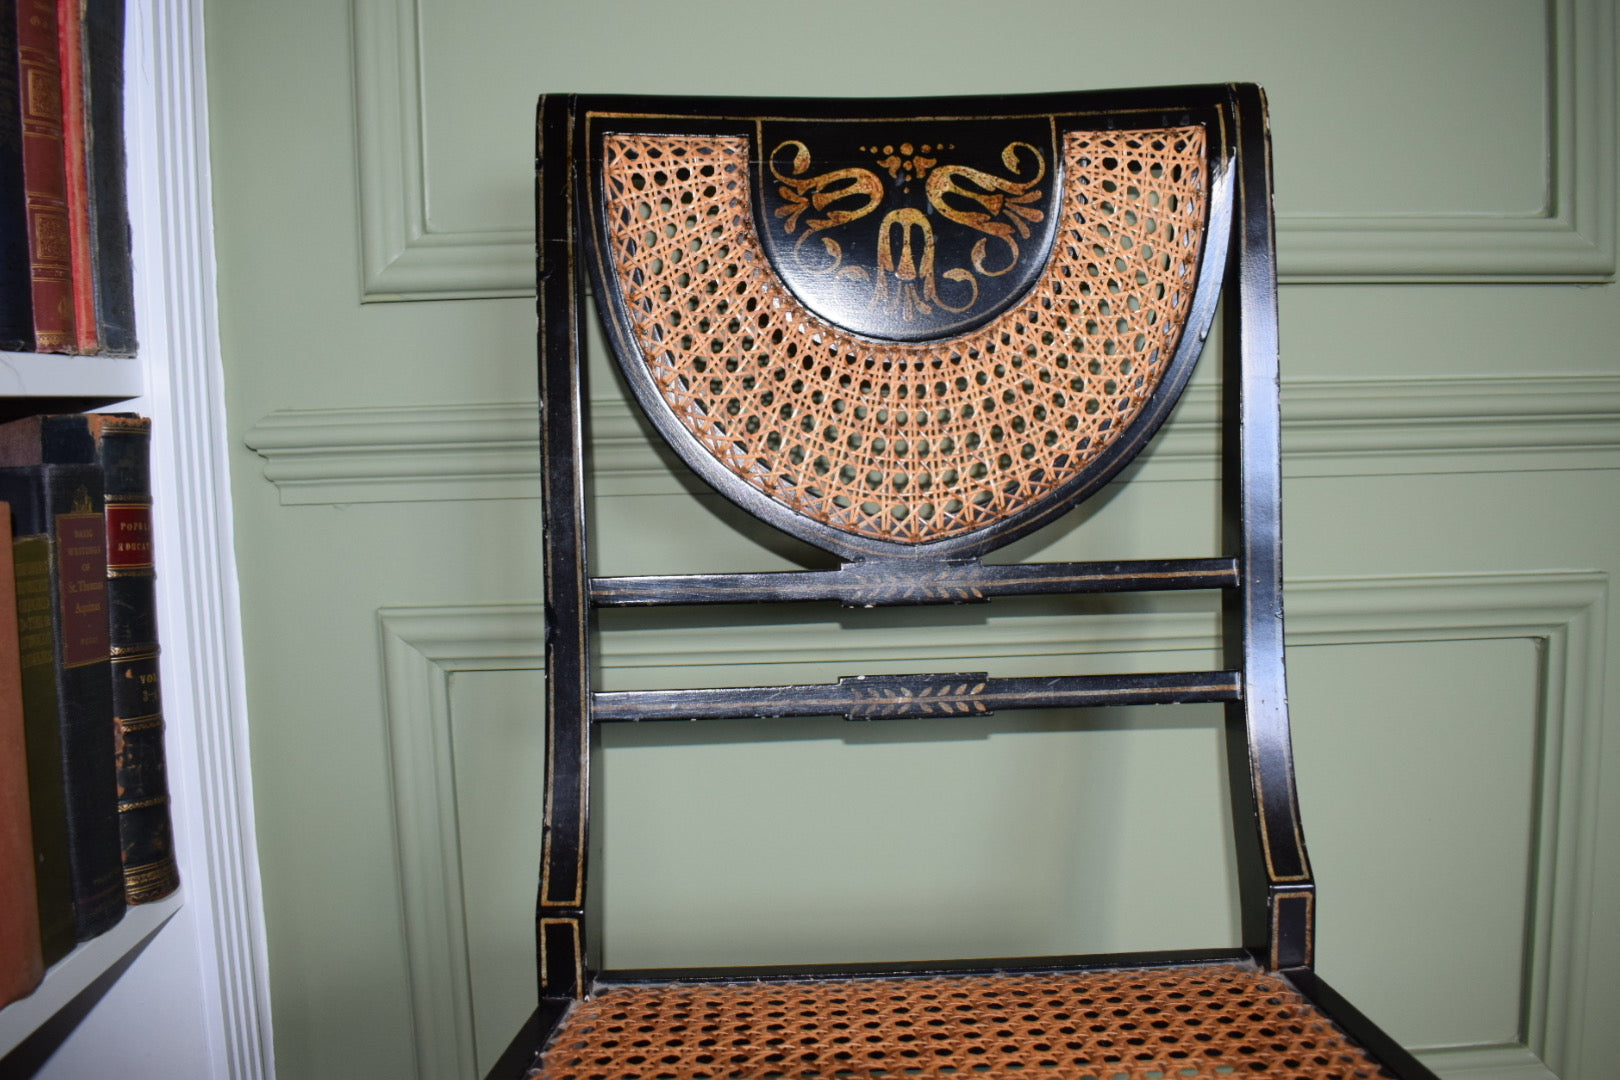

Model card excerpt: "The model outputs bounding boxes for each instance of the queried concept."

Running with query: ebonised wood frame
[516,85,1438,1080]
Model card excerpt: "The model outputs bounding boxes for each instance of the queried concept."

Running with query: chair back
[534,84,1310,1004]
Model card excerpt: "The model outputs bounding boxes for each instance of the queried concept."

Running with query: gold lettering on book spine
[603,126,1207,544]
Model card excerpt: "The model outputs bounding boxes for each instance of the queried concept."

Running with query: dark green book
[82,0,136,355]
[88,414,176,903]
[6,509,68,966]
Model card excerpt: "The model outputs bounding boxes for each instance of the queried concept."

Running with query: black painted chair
[503,86,1438,1080]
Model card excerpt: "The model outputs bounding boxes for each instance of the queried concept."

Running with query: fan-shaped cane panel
[600,126,1207,548]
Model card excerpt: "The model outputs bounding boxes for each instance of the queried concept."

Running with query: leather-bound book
[13,0,76,352]
[4,493,72,964]
[0,0,35,351]
[54,0,96,354]
[81,0,133,355]
[87,414,175,902]
[0,458,121,941]
[0,501,45,1005]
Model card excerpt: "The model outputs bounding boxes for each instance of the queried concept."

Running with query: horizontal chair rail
[594,947,1260,987]
[591,557,1241,608]
[592,670,1242,722]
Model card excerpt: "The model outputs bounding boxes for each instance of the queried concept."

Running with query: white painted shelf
[0,891,182,1059]
[0,351,167,1064]
[0,351,146,403]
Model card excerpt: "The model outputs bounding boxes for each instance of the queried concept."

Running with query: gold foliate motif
[768,139,1046,322]
[840,674,993,719]
[601,126,1208,546]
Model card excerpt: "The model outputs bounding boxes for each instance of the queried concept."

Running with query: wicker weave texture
[531,964,1390,1080]
[601,127,1207,546]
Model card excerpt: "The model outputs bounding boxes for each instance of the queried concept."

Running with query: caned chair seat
[505,86,1437,1080]
[529,965,1388,1080]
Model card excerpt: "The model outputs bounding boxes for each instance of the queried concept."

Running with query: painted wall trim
[350,0,1614,301]
[127,0,276,1075]
[378,571,1606,1080]
[351,0,530,302]
[1281,0,1614,284]
[379,606,543,1080]
[245,374,1620,505]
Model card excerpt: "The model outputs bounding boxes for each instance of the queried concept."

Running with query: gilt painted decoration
[599,122,1210,551]
[756,120,1060,342]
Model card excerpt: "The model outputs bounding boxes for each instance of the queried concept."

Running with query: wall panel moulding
[350,0,1613,301]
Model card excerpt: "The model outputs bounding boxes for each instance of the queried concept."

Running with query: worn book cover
[0,501,45,1004]
[55,0,97,354]
[81,0,133,354]
[14,0,76,352]
[89,414,175,902]
[0,0,35,350]
[0,462,122,940]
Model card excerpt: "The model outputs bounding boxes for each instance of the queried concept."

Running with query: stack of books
[1,0,135,356]
[0,412,176,1010]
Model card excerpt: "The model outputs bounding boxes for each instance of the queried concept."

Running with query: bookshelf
[0,362,174,1062]
[0,893,180,1059]
[0,351,145,404]
[0,351,168,1063]
[0,0,269,1076]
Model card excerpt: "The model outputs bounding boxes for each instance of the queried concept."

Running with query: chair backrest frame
[533,83,1311,1005]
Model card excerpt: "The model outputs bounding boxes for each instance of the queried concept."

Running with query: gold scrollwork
[769,138,1046,323]
[769,140,884,277]
[872,209,977,318]
[926,142,1046,277]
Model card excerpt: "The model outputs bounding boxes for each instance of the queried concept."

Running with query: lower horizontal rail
[592,670,1241,722]
[592,557,1239,608]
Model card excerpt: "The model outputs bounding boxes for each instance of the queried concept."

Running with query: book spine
[0,0,36,350]
[14,0,75,352]
[0,501,45,1005]
[54,0,95,354]
[0,464,122,940]
[10,522,73,964]
[81,0,131,354]
[49,464,121,935]
[93,415,176,903]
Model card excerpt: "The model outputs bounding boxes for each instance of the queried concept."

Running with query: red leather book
[55,0,96,354]
[13,0,76,352]
[0,501,45,1006]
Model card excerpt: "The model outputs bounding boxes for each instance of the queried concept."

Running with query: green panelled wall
[203,2,1619,1078]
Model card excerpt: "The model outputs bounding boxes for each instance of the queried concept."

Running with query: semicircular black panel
[755,119,1060,343]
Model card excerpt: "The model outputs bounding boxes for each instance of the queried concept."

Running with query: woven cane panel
[530,964,1390,1080]
[600,127,1208,546]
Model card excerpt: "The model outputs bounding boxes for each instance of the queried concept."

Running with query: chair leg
[1284,969,1442,1080]
[487,999,571,1080]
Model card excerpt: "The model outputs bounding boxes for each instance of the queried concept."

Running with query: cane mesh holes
[530,964,1390,1080]
[601,127,1207,546]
